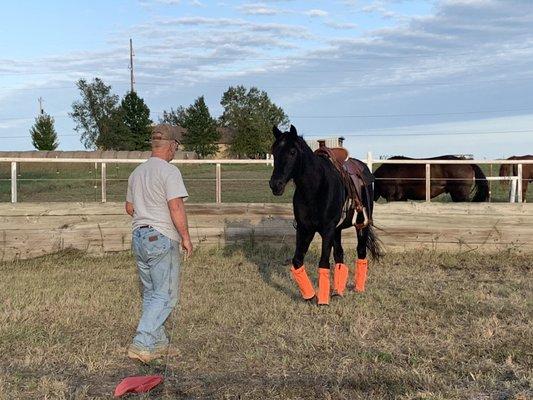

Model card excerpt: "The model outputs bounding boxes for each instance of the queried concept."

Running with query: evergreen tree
[159,106,187,126]
[30,113,59,150]
[121,91,152,150]
[180,96,220,158]
[96,108,133,151]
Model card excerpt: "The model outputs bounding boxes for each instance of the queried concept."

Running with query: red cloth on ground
[114,375,164,397]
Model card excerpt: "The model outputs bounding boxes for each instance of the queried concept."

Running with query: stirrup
[353,206,369,229]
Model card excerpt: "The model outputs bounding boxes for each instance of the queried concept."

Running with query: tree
[70,78,121,149]
[30,113,59,150]
[220,85,289,158]
[179,96,220,158]
[96,108,133,151]
[121,91,152,150]
[159,106,187,126]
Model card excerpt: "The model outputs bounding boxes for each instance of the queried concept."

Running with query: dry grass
[0,245,532,399]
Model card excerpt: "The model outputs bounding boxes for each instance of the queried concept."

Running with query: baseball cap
[151,125,181,144]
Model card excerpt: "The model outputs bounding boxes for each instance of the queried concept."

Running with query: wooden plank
[0,202,295,217]
[3,201,533,217]
[2,202,533,217]
[0,215,295,231]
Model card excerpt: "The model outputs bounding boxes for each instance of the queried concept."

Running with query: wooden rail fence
[1,202,531,261]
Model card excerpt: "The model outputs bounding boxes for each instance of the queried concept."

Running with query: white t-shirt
[126,157,189,242]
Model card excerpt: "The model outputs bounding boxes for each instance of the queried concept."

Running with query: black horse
[269,125,382,305]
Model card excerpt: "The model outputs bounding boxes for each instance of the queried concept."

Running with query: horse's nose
[269,178,283,193]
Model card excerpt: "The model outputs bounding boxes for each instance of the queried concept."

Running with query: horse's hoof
[304,295,316,302]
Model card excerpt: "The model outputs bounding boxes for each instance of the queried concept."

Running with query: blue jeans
[131,227,180,351]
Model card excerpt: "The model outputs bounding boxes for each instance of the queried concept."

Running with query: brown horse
[374,155,489,202]
[499,155,533,202]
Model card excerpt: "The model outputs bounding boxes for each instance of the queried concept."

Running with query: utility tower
[129,38,135,93]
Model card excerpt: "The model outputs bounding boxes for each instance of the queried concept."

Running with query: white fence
[1,154,531,203]
[2,157,273,204]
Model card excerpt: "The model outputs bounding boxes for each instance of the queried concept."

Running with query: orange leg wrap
[291,266,315,300]
[355,259,368,292]
[332,263,349,296]
[317,268,330,305]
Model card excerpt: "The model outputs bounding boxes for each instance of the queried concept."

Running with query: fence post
[101,162,107,203]
[517,163,523,203]
[11,161,17,203]
[425,163,431,202]
[510,178,517,203]
[366,151,373,172]
[215,163,221,203]
[489,164,493,202]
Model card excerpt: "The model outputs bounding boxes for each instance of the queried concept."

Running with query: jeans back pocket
[144,233,170,259]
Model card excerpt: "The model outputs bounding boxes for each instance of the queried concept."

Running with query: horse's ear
[273,126,282,139]
[289,125,297,137]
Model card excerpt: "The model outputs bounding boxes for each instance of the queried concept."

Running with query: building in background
[306,137,345,151]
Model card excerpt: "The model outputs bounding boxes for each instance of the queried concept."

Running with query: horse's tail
[367,224,385,260]
[471,164,490,202]
[373,181,382,201]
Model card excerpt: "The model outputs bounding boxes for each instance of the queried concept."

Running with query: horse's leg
[332,228,349,296]
[317,225,336,305]
[523,180,528,202]
[291,228,316,301]
[332,228,344,264]
[449,187,469,202]
[354,226,370,292]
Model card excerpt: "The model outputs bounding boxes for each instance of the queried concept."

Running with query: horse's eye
[289,149,297,156]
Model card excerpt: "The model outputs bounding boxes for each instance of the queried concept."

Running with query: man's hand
[181,237,193,259]
[125,201,134,216]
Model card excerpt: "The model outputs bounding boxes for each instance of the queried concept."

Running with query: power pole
[38,97,44,115]
[129,38,135,93]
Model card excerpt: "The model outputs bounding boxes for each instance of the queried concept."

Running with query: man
[125,125,193,363]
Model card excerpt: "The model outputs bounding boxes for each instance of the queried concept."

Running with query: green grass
[0,161,530,203]
[1,246,531,399]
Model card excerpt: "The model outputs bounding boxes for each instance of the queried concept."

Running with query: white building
[306,137,345,151]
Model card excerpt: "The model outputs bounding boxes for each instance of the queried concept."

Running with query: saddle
[314,144,374,229]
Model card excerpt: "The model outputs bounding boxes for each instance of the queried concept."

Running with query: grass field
[1,161,530,203]
[1,245,531,399]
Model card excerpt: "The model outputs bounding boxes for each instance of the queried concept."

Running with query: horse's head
[269,124,301,196]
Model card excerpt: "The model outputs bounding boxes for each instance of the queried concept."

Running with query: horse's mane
[294,135,315,157]
[430,155,463,160]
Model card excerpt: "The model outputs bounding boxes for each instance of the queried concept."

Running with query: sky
[1,0,532,159]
